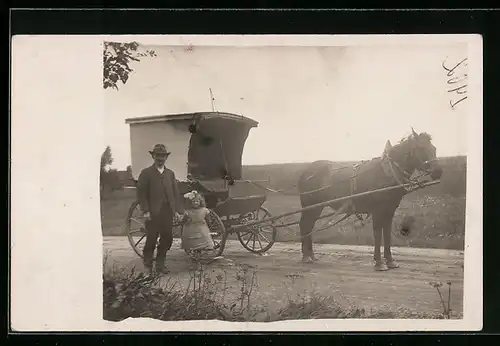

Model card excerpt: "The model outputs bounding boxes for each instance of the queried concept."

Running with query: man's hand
[143,211,151,220]
[174,212,182,223]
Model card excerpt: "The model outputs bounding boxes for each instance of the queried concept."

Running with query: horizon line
[109,154,467,171]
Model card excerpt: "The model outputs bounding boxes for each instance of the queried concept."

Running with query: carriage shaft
[230,180,441,231]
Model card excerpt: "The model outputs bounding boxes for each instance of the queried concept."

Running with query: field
[101,156,466,251]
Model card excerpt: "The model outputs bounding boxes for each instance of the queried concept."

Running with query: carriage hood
[125,112,258,182]
[187,113,258,181]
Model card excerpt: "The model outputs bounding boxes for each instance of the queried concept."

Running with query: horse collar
[382,153,412,186]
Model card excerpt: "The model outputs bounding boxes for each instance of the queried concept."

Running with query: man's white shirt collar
[156,165,165,174]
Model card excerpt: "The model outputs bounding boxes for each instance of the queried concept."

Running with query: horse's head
[387,128,443,181]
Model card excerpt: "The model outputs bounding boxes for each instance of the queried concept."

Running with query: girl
[180,190,219,254]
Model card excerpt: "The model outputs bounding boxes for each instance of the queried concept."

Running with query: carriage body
[125,112,277,261]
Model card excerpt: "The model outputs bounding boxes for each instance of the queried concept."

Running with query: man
[136,144,184,274]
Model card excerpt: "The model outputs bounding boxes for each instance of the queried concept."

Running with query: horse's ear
[383,140,392,156]
[411,127,419,138]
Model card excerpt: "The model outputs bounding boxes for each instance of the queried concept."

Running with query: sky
[104,42,469,170]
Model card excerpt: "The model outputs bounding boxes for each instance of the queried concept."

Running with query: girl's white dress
[181,207,215,251]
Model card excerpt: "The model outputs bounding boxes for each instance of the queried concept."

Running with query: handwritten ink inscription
[137,50,157,58]
[442,58,468,110]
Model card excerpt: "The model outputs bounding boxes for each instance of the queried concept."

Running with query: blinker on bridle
[406,137,437,172]
[389,137,436,183]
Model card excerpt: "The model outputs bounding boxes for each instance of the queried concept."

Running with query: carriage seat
[192,179,268,217]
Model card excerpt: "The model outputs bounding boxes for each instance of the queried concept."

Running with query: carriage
[125,111,443,265]
[125,111,278,262]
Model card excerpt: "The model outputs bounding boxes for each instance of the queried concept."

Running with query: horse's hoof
[302,256,314,264]
[386,260,400,269]
[374,263,389,271]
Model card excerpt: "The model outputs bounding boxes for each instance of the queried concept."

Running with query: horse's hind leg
[299,207,323,263]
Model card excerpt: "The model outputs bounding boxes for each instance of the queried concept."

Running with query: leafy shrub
[103,262,259,322]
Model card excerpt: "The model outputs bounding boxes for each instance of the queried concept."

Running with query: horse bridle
[385,140,436,186]
[406,141,438,174]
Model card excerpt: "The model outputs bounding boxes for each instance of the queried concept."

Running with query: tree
[100,146,114,199]
[101,145,114,171]
[126,165,133,178]
[103,41,157,90]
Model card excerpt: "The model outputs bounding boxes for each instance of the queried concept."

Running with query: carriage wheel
[126,200,182,260]
[183,209,227,264]
[237,206,277,254]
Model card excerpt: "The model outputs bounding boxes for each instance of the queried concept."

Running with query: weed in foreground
[427,281,454,319]
[103,260,260,322]
[275,294,365,320]
[103,263,459,322]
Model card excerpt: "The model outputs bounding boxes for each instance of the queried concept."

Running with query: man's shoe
[156,266,169,274]
[144,259,153,269]
[155,261,169,274]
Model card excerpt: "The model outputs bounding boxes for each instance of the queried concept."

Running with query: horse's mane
[418,132,433,141]
[397,132,432,145]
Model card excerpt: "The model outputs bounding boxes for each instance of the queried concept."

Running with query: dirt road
[103,236,464,317]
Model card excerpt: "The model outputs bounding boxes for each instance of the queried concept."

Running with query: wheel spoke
[259,228,273,236]
[257,231,270,244]
[256,235,264,249]
[244,234,252,247]
[130,217,144,226]
[129,229,145,235]
[134,234,146,247]
[239,230,252,238]
[252,234,256,250]
[260,224,274,234]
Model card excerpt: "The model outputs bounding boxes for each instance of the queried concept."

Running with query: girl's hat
[184,190,200,200]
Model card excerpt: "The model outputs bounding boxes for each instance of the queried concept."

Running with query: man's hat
[149,144,171,156]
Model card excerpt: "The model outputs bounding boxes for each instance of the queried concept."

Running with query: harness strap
[387,158,405,186]
[381,152,408,186]
[390,159,413,180]
[348,163,361,214]
[303,165,349,181]
[350,163,361,194]
[381,153,425,193]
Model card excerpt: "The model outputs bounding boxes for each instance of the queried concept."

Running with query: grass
[101,156,466,251]
[103,259,461,322]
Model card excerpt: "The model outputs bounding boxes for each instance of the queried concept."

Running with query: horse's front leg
[383,217,399,269]
[372,213,388,271]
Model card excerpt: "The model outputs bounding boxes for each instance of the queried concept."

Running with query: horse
[296,128,443,271]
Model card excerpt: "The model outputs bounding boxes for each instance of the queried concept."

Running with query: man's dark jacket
[136,165,184,216]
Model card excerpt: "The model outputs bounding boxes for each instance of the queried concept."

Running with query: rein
[238,137,433,197]
[237,136,437,240]
[384,141,435,192]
